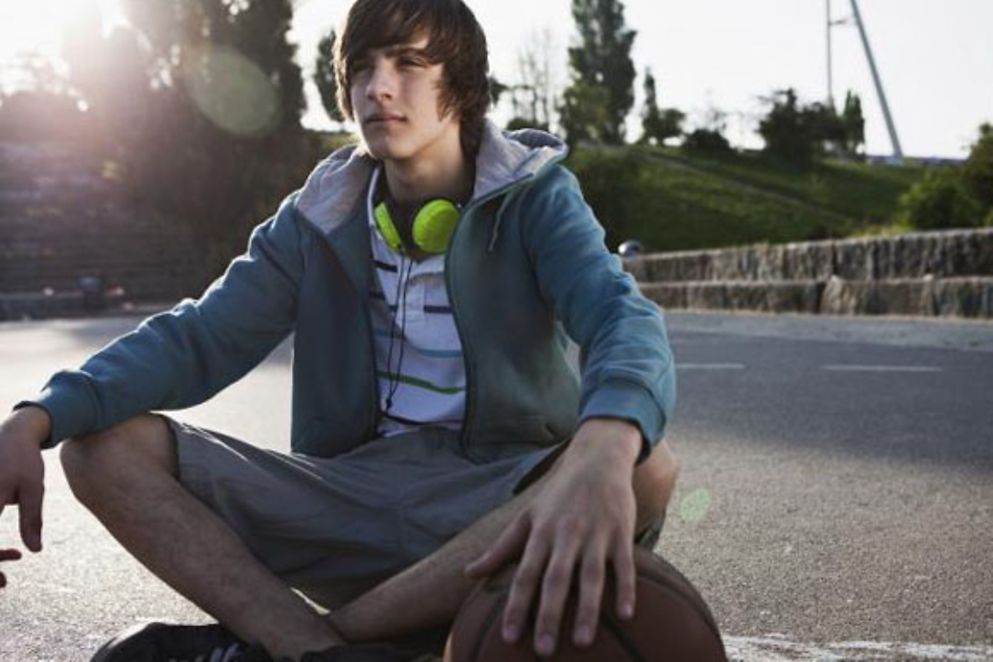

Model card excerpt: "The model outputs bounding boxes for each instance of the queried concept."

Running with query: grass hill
[565,144,927,253]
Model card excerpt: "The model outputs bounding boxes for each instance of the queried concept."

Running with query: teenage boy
[0,0,678,660]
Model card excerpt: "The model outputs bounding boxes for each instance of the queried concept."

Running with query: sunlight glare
[0,0,125,80]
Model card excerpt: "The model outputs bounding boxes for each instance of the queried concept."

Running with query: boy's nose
[365,62,396,101]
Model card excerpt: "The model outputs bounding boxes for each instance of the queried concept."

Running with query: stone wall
[626,229,993,319]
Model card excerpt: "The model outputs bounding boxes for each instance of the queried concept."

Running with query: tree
[962,122,993,212]
[505,28,558,132]
[60,0,312,281]
[896,167,983,230]
[489,75,509,108]
[559,81,612,144]
[639,69,683,146]
[314,28,343,123]
[681,128,732,155]
[758,88,814,163]
[895,123,993,230]
[681,101,732,155]
[840,90,865,157]
[758,88,852,164]
[559,0,637,144]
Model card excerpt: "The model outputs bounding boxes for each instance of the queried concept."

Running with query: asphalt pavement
[0,310,991,661]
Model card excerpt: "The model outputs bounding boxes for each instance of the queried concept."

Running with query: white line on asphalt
[822,365,943,373]
[724,634,993,661]
[677,363,746,370]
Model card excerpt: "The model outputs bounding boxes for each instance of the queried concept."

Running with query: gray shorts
[163,416,563,608]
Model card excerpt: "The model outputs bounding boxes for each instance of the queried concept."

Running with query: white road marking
[822,365,943,373]
[724,634,993,661]
[678,363,746,370]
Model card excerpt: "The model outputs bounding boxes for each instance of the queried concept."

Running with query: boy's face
[349,35,462,165]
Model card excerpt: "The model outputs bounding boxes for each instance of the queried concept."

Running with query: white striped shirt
[366,167,466,437]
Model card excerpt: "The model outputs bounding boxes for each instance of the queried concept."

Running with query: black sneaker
[299,642,434,661]
[90,621,272,662]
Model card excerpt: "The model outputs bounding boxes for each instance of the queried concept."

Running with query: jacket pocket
[464,415,561,463]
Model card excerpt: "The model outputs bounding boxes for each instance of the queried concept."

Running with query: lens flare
[183,45,281,137]
[679,487,712,524]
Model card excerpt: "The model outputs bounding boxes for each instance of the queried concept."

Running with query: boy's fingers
[532,532,583,657]
[612,538,637,620]
[0,549,22,561]
[0,548,22,591]
[465,514,529,578]
[573,542,609,647]
[17,480,44,553]
[501,535,549,644]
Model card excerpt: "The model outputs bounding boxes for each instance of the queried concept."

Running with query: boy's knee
[633,439,680,525]
[60,414,176,501]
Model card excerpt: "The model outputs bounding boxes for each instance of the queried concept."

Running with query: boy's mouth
[365,113,405,125]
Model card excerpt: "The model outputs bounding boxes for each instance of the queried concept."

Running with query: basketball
[443,546,727,661]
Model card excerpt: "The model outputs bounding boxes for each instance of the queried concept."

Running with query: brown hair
[334,0,490,159]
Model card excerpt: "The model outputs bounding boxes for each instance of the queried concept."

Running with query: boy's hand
[0,548,23,589]
[0,407,50,589]
[464,418,642,657]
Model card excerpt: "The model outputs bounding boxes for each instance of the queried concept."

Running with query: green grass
[566,146,926,253]
[639,146,924,225]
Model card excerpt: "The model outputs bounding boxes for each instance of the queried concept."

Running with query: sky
[2,0,990,159]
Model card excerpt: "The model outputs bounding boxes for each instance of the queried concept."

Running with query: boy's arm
[15,193,309,448]
[466,165,676,657]
[521,165,675,457]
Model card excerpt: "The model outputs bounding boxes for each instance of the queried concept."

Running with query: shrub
[896,167,984,230]
[566,150,643,250]
[962,122,993,211]
[681,128,732,155]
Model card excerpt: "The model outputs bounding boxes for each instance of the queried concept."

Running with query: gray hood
[296,120,568,235]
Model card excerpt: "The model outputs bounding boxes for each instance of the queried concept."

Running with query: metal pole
[827,0,835,109]
[849,0,904,163]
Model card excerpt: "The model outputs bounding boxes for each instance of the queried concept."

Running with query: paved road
[1,311,991,661]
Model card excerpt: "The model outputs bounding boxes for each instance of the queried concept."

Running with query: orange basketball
[443,547,727,661]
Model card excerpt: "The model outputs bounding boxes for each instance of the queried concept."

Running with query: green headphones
[373,198,460,255]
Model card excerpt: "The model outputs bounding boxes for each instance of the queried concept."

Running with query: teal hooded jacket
[22,123,676,463]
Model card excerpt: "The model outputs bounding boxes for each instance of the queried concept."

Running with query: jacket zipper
[444,214,473,452]
[361,281,380,438]
[447,174,550,451]
[317,216,381,441]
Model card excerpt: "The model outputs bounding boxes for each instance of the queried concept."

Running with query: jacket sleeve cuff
[14,374,97,449]
[579,379,666,464]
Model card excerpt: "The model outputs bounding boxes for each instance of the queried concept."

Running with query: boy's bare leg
[330,438,679,643]
[60,415,344,660]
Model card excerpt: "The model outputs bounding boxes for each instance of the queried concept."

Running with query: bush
[566,150,644,250]
[681,129,732,155]
[896,167,984,230]
[962,122,993,211]
[506,117,548,132]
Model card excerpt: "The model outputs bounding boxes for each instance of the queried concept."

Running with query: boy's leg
[329,437,679,644]
[60,414,343,660]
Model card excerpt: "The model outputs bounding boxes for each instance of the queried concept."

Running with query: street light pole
[849,0,904,163]
[826,0,835,109]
